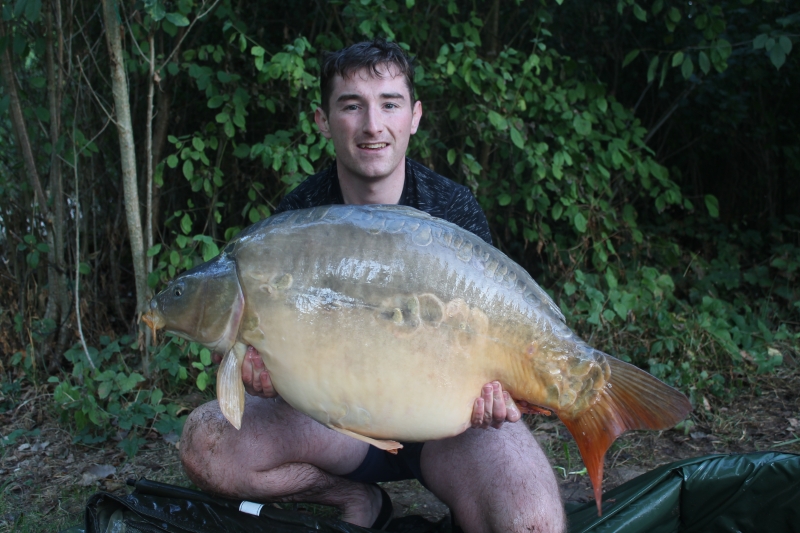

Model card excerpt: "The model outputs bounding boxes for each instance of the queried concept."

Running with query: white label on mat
[239,501,264,516]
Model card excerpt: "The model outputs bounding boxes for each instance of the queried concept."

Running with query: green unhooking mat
[63,452,800,533]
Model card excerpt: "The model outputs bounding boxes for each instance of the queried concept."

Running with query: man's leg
[180,395,384,527]
[421,421,565,533]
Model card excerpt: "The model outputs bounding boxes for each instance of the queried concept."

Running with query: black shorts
[342,442,427,487]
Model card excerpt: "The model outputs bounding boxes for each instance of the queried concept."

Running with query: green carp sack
[143,204,691,515]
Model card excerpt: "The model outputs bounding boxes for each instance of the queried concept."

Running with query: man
[180,39,565,533]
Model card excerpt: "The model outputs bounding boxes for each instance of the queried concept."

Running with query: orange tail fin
[559,355,691,516]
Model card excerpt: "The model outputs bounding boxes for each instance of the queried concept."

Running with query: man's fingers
[471,398,485,428]
[481,383,494,428]
[503,391,521,423]
[490,382,506,429]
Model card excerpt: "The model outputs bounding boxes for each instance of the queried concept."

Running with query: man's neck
[337,158,406,205]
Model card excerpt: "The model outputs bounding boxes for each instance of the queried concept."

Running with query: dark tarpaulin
[566,452,800,533]
[64,452,800,533]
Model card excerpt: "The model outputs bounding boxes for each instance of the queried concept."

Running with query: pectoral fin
[326,425,403,455]
[217,342,248,430]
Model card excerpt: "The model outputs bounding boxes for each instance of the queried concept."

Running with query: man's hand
[212,346,278,398]
[470,381,521,429]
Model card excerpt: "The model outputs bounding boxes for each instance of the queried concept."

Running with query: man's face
[315,64,422,188]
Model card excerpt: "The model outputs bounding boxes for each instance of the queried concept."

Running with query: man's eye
[345,104,359,111]
[385,103,398,109]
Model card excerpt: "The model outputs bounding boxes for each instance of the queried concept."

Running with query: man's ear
[410,100,423,135]
[315,107,332,139]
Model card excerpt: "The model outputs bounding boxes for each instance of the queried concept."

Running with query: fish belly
[232,205,593,441]
[243,299,505,441]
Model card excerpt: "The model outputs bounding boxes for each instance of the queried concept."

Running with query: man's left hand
[471,381,521,429]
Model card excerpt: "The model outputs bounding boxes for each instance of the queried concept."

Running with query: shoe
[370,486,393,530]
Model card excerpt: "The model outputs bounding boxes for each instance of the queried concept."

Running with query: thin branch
[644,83,698,145]
[77,57,117,124]
[157,0,221,72]
[72,90,95,370]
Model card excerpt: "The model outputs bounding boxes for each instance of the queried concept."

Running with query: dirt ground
[0,366,798,532]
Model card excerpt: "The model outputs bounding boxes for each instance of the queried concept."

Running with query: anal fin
[327,425,403,455]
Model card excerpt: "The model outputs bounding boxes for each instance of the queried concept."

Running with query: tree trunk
[0,15,62,367]
[45,0,71,362]
[101,0,150,355]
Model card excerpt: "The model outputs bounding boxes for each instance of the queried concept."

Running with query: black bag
[67,452,800,533]
[81,478,447,533]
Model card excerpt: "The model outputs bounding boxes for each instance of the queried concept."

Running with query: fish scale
[144,204,691,515]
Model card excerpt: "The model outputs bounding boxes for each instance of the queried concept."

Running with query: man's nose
[362,106,382,135]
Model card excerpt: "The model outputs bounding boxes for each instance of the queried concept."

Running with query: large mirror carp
[143,204,691,514]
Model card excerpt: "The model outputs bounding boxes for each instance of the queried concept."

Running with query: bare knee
[180,401,233,493]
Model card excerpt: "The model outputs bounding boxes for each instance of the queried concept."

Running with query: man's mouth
[358,143,388,149]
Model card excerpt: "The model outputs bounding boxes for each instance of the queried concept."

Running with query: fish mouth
[358,142,388,150]
[142,310,165,339]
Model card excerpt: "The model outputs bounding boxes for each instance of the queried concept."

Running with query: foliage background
[0,0,798,453]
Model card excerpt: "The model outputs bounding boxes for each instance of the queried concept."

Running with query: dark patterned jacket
[275,158,493,245]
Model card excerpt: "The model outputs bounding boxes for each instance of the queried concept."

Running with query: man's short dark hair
[320,38,416,115]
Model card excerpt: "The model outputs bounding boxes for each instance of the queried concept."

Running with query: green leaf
[574,212,588,233]
[180,214,192,235]
[647,55,659,83]
[208,95,225,108]
[652,0,663,14]
[165,12,189,27]
[24,0,41,22]
[447,149,456,165]
[79,262,91,275]
[753,33,769,50]
[98,381,113,399]
[552,203,563,220]
[150,388,163,405]
[251,46,265,57]
[298,156,315,175]
[668,7,681,23]
[681,56,694,79]
[704,195,719,218]
[698,51,710,74]
[200,348,212,366]
[622,49,640,67]
[779,36,792,55]
[183,160,194,180]
[487,110,507,130]
[146,244,162,257]
[633,3,646,22]
[196,371,209,391]
[192,137,205,151]
[769,45,786,69]
[694,13,708,30]
[497,193,512,206]
[167,154,178,168]
[406,0,414,7]
[573,114,592,136]
[510,127,524,149]
[671,51,684,67]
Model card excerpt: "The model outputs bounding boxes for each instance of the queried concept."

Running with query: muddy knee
[180,401,233,491]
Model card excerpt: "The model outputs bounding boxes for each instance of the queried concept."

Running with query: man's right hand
[212,346,278,398]
[241,346,278,397]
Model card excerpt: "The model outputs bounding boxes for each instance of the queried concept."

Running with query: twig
[72,90,96,371]
[157,0,222,72]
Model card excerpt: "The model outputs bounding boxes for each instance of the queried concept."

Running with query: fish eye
[174,288,182,297]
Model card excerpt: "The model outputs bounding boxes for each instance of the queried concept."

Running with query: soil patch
[1,368,798,531]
